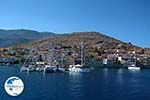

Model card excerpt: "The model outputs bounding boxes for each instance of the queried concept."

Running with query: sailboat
[44,60,65,73]
[128,51,140,70]
[44,56,65,73]
[20,48,36,72]
[56,53,66,72]
[68,42,91,72]
[35,51,46,72]
[44,41,57,73]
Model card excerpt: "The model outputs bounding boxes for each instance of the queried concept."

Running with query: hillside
[29,31,139,51]
[0,29,55,47]
[0,29,141,51]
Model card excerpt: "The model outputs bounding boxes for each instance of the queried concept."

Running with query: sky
[0,0,149,47]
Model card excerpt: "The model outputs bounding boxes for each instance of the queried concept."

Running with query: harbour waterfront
[0,66,150,100]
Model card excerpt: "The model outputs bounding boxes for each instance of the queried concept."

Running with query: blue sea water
[0,66,150,100]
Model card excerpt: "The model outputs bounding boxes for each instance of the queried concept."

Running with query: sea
[0,66,150,100]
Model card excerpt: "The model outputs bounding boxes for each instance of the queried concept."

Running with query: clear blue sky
[0,0,149,47]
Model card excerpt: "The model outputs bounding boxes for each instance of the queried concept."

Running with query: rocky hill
[0,29,142,51]
[28,31,140,51]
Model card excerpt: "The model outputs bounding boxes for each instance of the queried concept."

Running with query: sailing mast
[61,53,65,67]
[81,42,84,66]
[72,50,75,66]
[132,50,136,66]
[48,37,54,65]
